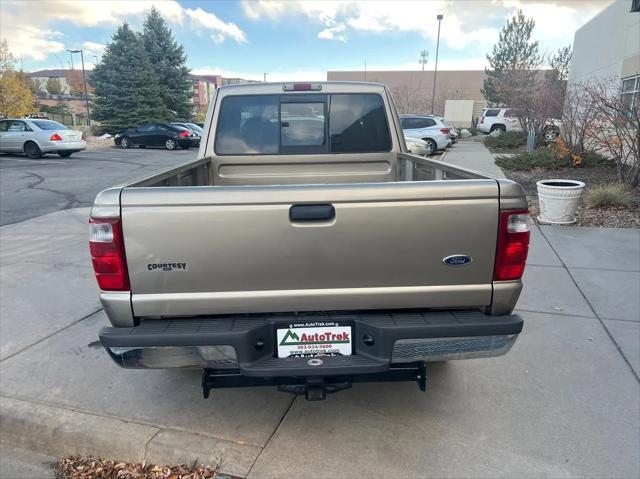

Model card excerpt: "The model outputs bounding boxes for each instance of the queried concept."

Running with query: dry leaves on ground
[55,456,218,479]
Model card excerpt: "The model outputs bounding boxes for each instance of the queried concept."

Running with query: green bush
[496,146,613,171]
[485,131,527,150]
[495,148,564,170]
[585,184,634,208]
[467,127,481,136]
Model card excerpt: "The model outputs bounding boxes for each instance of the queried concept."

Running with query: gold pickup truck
[92,82,530,400]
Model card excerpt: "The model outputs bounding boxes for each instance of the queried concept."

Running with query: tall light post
[431,14,443,115]
[263,72,269,82]
[67,49,90,126]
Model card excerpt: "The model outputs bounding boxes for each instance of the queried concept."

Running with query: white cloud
[184,7,247,43]
[82,42,106,57]
[242,0,611,50]
[0,0,247,61]
[318,25,346,42]
[1,25,65,61]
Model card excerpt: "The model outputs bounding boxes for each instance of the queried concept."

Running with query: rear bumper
[176,138,199,147]
[100,310,523,375]
[41,140,87,153]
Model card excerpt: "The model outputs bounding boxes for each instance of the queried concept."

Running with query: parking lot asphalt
[0,146,197,226]
[1,141,638,477]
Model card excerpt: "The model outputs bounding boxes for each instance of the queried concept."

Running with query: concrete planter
[536,179,585,224]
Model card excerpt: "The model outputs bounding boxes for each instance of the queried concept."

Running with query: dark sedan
[114,123,199,150]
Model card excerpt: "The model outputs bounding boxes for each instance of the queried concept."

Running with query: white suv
[477,108,522,134]
[400,115,451,155]
[477,108,560,140]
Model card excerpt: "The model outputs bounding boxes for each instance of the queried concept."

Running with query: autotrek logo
[279,329,350,346]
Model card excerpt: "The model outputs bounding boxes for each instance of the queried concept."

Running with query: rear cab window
[484,109,500,117]
[215,93,391,155]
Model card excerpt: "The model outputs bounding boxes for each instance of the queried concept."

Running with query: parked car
[170,122,204,137]
[428,115,459,144]
[170,122,202,146]
[114,123,199,150]
[0,118,86,159]
[477,108,560,140]
[405,136,429,156]
[93,81,529,401]
[400,115,451,155]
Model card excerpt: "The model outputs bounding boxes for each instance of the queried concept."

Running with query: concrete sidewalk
[1,207,639,477]
[441,139,506,178]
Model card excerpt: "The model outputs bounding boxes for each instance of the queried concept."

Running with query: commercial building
[26,69,79,96]
[188,74,222,115]
[327,70,488,117]
[568,0,639,106]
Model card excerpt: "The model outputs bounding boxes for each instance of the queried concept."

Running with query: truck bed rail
[397,152,491,181]
[128,152,489,189]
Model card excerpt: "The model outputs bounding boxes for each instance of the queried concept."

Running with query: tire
[490,124,506,134]
[543,128,559,141]
[58,152,73,158]
[120,137,130,149]
[421,138,437,156]
[24,141,43,159]
[165,138,177,150]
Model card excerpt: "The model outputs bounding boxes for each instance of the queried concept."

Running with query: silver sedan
[0,118,86,158]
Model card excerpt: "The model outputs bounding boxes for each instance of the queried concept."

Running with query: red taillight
[89,218,130,291]
[179,130,190,137]
[440,128,450,134]
[82,132,86,140]
[493,210,530,281]
[480,116,485,124]
[50,133,63,141]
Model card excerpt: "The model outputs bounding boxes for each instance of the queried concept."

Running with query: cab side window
[0,121,8,132]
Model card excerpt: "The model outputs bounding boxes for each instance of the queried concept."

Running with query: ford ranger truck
[93,82,529,401]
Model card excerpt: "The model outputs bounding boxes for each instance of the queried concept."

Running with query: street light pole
[431,14,443,115]
[68,49,91,126]
[263,72,269,82]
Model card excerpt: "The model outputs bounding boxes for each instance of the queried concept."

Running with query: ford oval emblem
[443,254,472,266]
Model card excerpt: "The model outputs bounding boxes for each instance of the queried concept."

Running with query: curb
[0,396,260,478]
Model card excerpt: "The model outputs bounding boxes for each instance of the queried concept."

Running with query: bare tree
[389,84,430,115]
[583,78,639,186]
[560,81,594,157]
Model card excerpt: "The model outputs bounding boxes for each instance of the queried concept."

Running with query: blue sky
[2,0,613,80]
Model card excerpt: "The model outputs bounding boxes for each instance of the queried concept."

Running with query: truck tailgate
[121,180,499,317]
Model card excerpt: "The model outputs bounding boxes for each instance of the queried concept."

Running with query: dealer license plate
[276,321,352,358]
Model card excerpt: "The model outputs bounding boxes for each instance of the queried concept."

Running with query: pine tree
[142,7,192,120]
[481,10,542,106]
[547,45,572,83]
[92,23,167,132]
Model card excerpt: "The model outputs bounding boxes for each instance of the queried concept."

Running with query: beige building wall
[327,70,488,116]
[569,0,640,84]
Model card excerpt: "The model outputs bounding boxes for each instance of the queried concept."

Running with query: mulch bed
[504,165,640,228]
[55,456,223,479]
